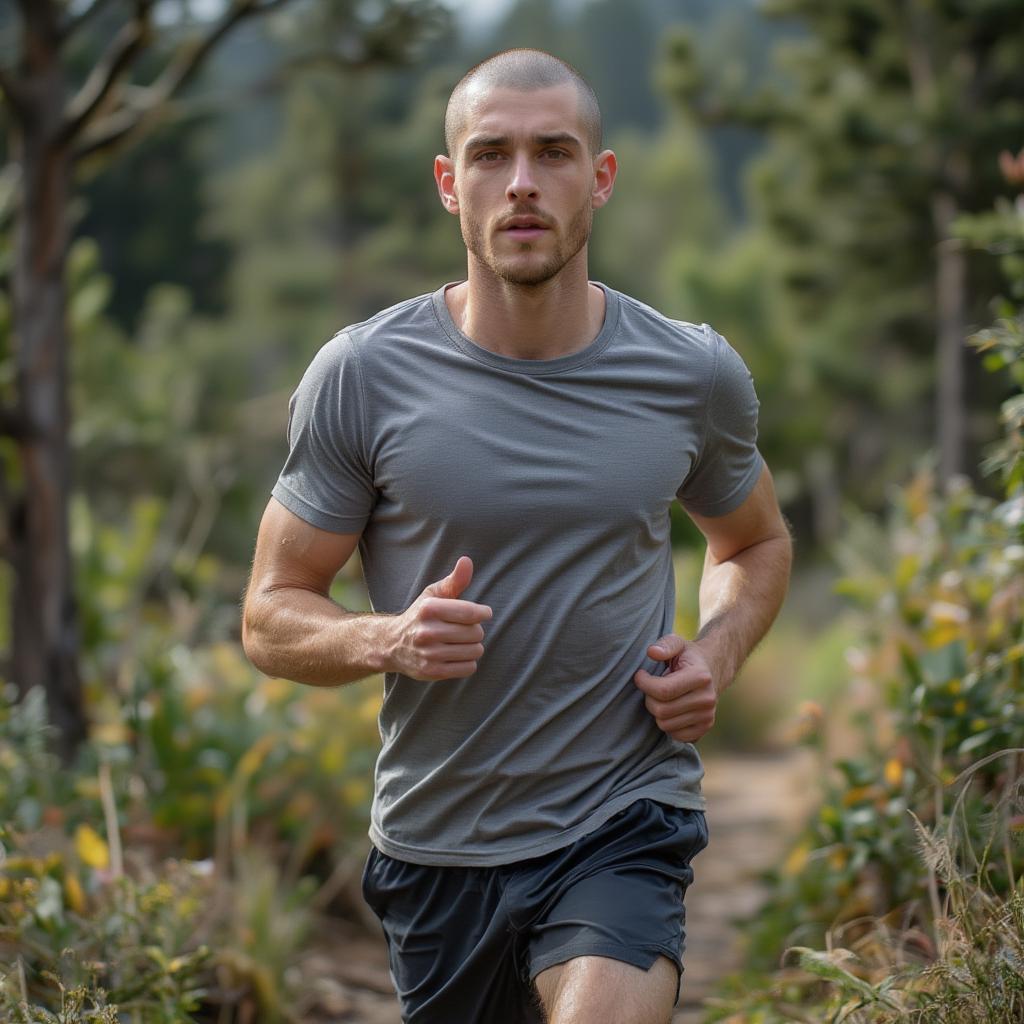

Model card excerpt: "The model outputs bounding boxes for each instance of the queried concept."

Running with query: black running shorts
[361,798,710,1024]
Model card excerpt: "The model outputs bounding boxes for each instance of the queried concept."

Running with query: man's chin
[489,255,565,287]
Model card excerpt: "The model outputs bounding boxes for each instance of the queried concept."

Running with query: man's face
[435,84,615,286]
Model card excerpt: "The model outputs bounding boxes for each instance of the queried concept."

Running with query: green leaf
[957,729,996,755]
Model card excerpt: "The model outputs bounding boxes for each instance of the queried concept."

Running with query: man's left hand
[633,634,718,743]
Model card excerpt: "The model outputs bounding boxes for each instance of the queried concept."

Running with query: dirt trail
[299,748,819,1023]
[672,748,819,1022]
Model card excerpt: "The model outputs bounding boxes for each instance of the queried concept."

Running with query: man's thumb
[424,556,473,599]
[649,633,687,662]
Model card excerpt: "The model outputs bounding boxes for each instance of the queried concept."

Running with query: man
[242,48,791,1024]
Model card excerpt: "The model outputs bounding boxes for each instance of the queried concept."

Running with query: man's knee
[534,954,678,1024]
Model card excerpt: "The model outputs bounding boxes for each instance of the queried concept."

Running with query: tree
[0,0,445,761]
[663,0,1024,518]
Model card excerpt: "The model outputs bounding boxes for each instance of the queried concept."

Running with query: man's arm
[241,497,492,687]
[633,464,792,741]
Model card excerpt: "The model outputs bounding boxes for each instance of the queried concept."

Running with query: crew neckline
[431,281,620,376]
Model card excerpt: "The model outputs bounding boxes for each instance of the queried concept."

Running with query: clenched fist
[633,634,718,743]
[386,556,493,681]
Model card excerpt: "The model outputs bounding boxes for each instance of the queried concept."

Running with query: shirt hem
[270,482,369,533]
[367,784,707,867]
[678,450,765,518]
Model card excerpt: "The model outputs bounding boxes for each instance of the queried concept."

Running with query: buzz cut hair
[444,48,602,158]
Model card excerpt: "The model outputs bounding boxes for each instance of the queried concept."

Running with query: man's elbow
[240,593,273,676]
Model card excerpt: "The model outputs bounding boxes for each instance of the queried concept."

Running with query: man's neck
[445,254,606,361]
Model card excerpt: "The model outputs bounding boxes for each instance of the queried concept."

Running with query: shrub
[704,161,1024,1022]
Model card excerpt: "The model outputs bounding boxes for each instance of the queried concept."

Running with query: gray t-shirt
[271,282,764,866]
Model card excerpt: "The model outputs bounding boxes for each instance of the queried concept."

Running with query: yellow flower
[828,848,848,871]
[782,841,810,877]
[884,758,903,787]
[64,874,86,913]
[953,699,967,715]
[91,720,130,745]
[842,785,879,806]
[74,824,110,870]
[926,601,969,647]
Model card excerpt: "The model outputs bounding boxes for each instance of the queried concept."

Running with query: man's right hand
[386,556,492,680]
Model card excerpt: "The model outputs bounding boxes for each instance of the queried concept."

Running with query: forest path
[297,748,819,1024]
[672,748,818,1022]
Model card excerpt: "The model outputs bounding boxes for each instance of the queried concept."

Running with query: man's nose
[506,155,538,201]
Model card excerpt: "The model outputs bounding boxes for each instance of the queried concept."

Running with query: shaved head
[445,49,602,157]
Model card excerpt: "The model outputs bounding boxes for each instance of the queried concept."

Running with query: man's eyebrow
[463,134,511,151]
[534,132,583,148]
[462,131,584,151]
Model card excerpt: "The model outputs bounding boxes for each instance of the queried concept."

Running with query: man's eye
[542,149,568,160]
[476,151,502,162]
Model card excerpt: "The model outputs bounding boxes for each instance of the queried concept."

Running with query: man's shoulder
[302,289,441,382]
[607,285,722,362]
[337,289,439,348]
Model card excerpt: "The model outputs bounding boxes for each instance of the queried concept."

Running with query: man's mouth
[500,216,551,240]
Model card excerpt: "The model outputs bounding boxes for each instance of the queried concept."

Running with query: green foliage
[958,194,1024,497]
[0,746,214,1024]
[664,0,1024,518]
[0,656,379,1021]
[705,788,1024,1022]
[704,167,1024,1024]
[66,484,381,864]
[0,857,213,1023]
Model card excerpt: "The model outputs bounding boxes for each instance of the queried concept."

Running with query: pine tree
[663,0,1024,516]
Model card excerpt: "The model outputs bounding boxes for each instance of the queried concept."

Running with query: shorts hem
[528,941,682,983]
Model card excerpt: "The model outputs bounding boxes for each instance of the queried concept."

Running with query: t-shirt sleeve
[270,332,376,533]
[676,327,764,517]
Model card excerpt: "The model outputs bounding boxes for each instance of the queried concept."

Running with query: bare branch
[152,0,290,100]
[74,0,285,160]
[60,0,119,41]
[61,8,153,143]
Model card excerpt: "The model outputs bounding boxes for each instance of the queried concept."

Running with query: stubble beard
[462,198,593,287]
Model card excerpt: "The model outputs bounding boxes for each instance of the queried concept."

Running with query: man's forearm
[692,532,792,695]
[242,587,394,687]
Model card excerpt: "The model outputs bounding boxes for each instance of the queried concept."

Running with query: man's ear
[434,154,459,215]
[591,149,617,210]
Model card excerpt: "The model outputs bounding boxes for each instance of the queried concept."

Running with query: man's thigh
[519,800,708,1001]
[535,954,678,1024]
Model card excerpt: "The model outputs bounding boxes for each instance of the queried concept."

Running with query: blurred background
[1,0,1022,1020]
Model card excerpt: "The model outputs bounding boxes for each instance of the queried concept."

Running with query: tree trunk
[905,7,969,484]
[932,181,967,484]
[7,1,87,763]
